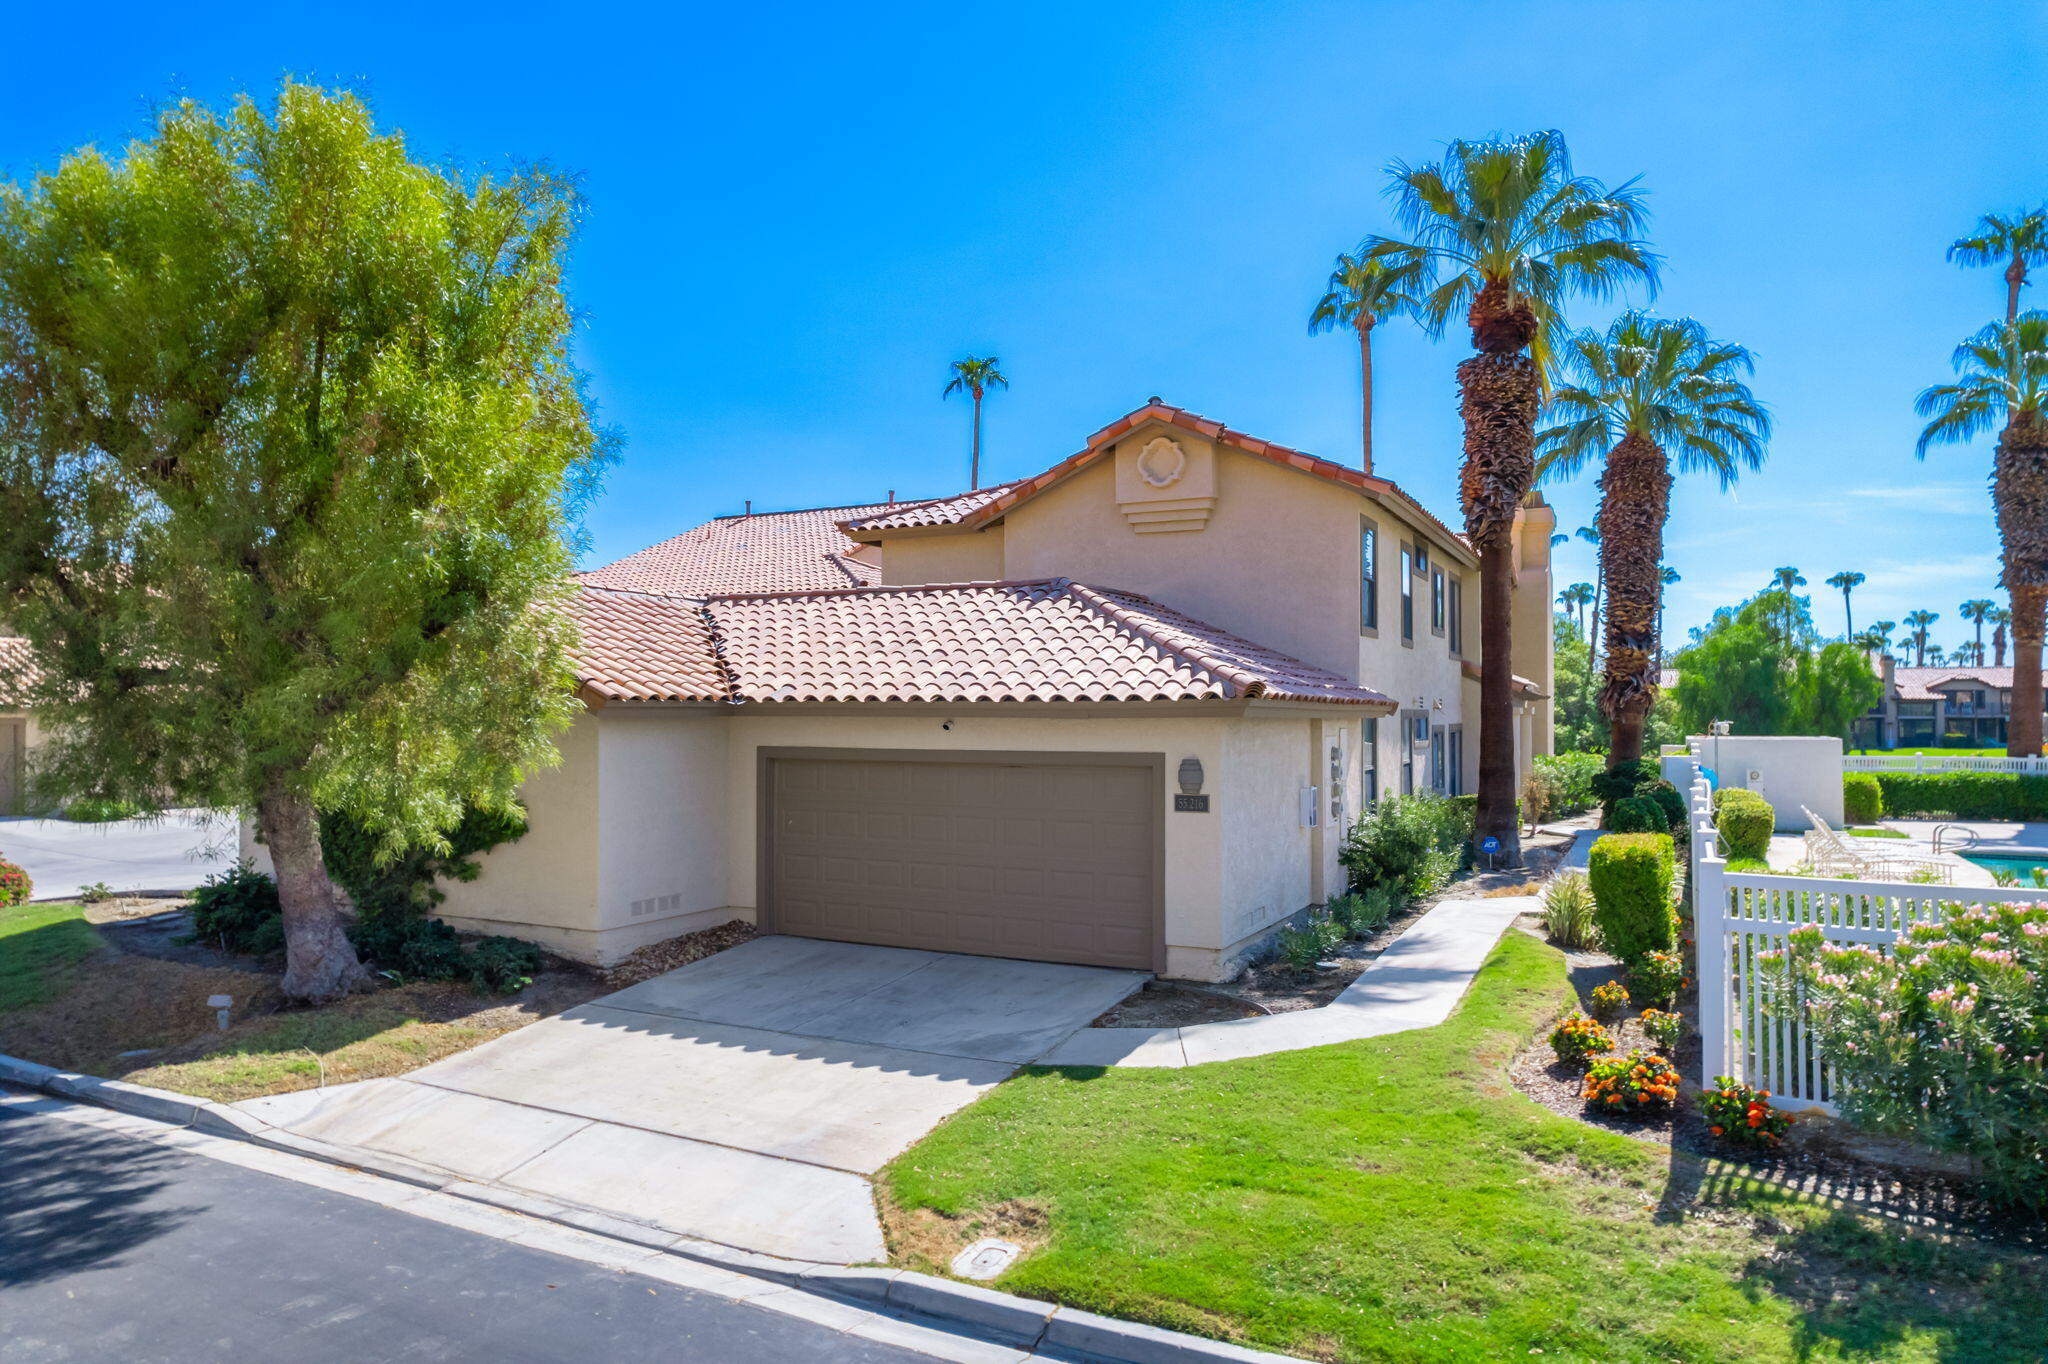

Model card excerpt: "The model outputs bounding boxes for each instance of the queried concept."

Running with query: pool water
[1961,853,2048,883]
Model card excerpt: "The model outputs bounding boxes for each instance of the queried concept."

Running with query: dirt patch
[0,951,287,1075]
[1093,981,1265,1028]
[599,919,756,990]
[879,1191,1052,1276]
[93,905,268,971]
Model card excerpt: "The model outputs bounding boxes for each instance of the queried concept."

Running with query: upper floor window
[1361,717,1379,806]
[1400,546,1415,644]
[1448,577,1463,655]
[1430,568,1447,635]
[1360,517,1378,633]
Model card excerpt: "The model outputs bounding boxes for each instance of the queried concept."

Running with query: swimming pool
[1961,852,2048,883]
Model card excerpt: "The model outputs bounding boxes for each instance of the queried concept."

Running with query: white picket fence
[1844,752,2048,774]
[1686,763,2048,1112]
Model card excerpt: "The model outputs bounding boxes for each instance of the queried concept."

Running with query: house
[293,401,1557,980]
[1855,654,2038,749]
[0,636,42,815]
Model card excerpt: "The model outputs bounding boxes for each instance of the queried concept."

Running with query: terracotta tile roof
[0,635,35,709]
[569,588,727,703]
[569,580,1395,710]
[1892,665,2012,701]
[840,400,1474,561]
[579,500,907,597]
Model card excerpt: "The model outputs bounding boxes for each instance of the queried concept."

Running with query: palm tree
[942,356,1008,491]
[1917,313,2048,756]
[1852,626,1892,653]
[1926,644,1949,668]
[1867,618,1897,652]
[1771,567,1806,644]
[1825,571,1866,641]
[1992,606,2013,666]
[1361,131,1656,860]
[1956,640,1987,666]
[1310,254,1419,472]
[1657,566,1680,656]
[1557,582,1595,640]
[1949,208,2048,322]
[1904,610,1940,667]
[1534,312,1767,765]
[1576,524,1604,664]
[1960,598,1996,665]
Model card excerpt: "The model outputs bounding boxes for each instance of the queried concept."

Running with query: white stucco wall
[1692,734,1844,831]
[1216,716,1321,975]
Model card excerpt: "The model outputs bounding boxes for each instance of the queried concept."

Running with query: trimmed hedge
[1646,780,1686,833]
[1715,788,1774,861]
[1871,772,2048,821]
[1842,773,1884,825]
[1587,833,1677,965]
[1609,796,1666,834]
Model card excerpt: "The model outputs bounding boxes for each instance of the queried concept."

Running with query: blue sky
[3,3,2040,651]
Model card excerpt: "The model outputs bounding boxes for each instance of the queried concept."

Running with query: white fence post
[1689,771,1729,1087]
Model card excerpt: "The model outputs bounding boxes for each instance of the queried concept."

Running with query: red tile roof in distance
[578,501,906,598]
[0,635,36,707]
[840,400,1473,559]
[570,580,1395,710]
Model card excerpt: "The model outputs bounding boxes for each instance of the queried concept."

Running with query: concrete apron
[235,937,1145,1264]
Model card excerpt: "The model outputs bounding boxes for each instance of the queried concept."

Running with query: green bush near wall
[1872,772,2048,821]
[1714,788,1774,861]
[1842,773,1884,824]
[1608,796,1666,835]
[1586,833,1677,964]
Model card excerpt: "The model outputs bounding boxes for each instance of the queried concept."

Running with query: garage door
[763,753,1160,971]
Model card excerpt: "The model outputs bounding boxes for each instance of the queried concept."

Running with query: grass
[1847,748,2011,757]
[881,932,2048,1363]
[0,900,101,1012]
[1847,827,1911,840]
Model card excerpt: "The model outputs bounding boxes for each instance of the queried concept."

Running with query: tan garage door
[763,753,1160,971]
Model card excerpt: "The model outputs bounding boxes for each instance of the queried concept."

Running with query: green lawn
[1847,827,1910,839]
[0,900,102,1013]
[882,933,2048,1363]
[1846,748,2011,757]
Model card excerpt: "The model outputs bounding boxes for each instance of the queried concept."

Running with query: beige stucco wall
[877,526,1006,585]
[1512,499,1558,759]
[1213,715,1325,976]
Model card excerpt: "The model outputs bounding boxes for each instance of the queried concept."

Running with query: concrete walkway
[235,937,1142,1265]
[0,808,237,901]
[1036,896,1533,1069]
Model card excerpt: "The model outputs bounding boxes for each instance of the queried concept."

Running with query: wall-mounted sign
[1174,794,1211,813]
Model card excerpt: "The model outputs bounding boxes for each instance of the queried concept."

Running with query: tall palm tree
[1534,312,1767,765]
[1960,598,1996,665]
[1917,313,2048,756]
[1949,208,2048,322]
[1867,618,1897,652]
[1904,610,1940,667]
[1558,582,1595,640]
[1926,644,1949,668]
[1852,626,1892,653]
[1771,567,1806,643]
[1825,570,1866,641]
[1992,606,2013,666]
[1657,565,1680,656]
[1310,253,1419,472]
[1956,640,1987,666]
[1361,130,1656,860]
[942,356,1008,491]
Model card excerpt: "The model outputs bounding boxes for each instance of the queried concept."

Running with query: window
[1400,546,1415,644]
[1430,726,1446,792]
[1359,518,1378,633]
[1431,568,1446,634]
[1400,744,1414,795]
[1447,726,1463,796]
[1413,544,1429,576]
[1448,577,1463,655]
[1361,718,1379,806]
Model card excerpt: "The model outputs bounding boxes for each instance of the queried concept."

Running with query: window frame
[1448,575,1463,655]
[1400,544,1415,646]
[1359,516,1379,635]
[1360,717,1379,807]
[1430,567,1447,636]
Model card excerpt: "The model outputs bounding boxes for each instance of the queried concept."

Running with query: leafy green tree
[1309,253,1418,472]
[1535,313,1767,766]
[943,356,1008,491]
[1363,130,1657,861]
[1949,208,2048,322]
[1671,590,1881,740]
[1917,313,2048,756]
[0,85,606,998]
[1551,614,1602,753]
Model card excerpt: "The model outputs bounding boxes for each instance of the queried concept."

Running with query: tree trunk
[2011,587,2045,757]
[1356,315,1376,474]
[2007,254,2025,324]
[1457,279,1541,865]
[255,773,371,1001]
[1843,593,1854,643]
[970,393,983,491]
[1995,411,2048,756]
[1596,433,1671,768]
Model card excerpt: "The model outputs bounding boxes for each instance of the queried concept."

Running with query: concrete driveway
[0,809,237,902]
[237,937,1144,1263]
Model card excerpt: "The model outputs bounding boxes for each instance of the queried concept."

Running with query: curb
[0,1053,1301,1364]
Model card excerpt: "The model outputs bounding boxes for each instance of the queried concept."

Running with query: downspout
[1309,717,1327,904]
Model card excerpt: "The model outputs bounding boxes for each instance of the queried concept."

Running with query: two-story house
[1856,655,2035,749]
[394,401,1557,981]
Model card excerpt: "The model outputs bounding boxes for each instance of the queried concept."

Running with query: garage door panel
[767,755,1158,970]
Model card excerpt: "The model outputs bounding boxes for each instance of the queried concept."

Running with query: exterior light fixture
[1178,758,1204,794]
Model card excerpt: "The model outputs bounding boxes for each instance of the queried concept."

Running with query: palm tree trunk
[1458,280,1541,864]
[1843,591,1854,643]
[255,771,370,1001]
[1997,412,2048,755]
[1357,316,1376,474]
[2007,253,2025,324]
[970,392,983,490]
[1598,433,1671,767]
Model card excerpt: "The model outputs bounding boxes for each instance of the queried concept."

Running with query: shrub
[1330,887,1397,939]
[319,803,528,926]
[1587,833,1677,964]
[1275,909,1344,972]
[1759,900,2048,1211]
[63,796,139,823]
[1549,1011,1614,1068]
[1646,780,1687,833]
[1532,751,1604,817]
[0,855,30,907]
[78,881,114,904]
[1588,979,1631,1020]
[1583,1049,1681,1114]
[1593,758,1661,824]
[1630,949,1687,1007]
[1699,1076,1791,1149]
[346,915,542,995]
[1640,1008,1685,1049]
[1714,788,1774,861]
[1872,772,2048,821]
[466,935,544,994]
[1609,796,1666,835]
[1941,730,1972,748]
[185,863,285,955]
[1340,792,1471,900]
[1541,871,1599,950]
[1842,772,1883,824]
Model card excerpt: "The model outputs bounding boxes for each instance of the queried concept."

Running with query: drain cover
[950,1237,1022,1281]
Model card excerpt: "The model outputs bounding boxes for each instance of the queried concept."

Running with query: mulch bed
[598,918,757,990]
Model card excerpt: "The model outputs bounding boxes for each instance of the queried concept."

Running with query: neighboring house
[1854,654,2038,749]
[0,636,44,815]
[269,400,1556,979]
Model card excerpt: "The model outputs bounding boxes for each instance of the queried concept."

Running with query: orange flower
[1710,1125,1724,1136]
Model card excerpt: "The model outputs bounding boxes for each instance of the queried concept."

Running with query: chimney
[887,489,895,505]
[1881,653,1895,695]
[743,499,752,518]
